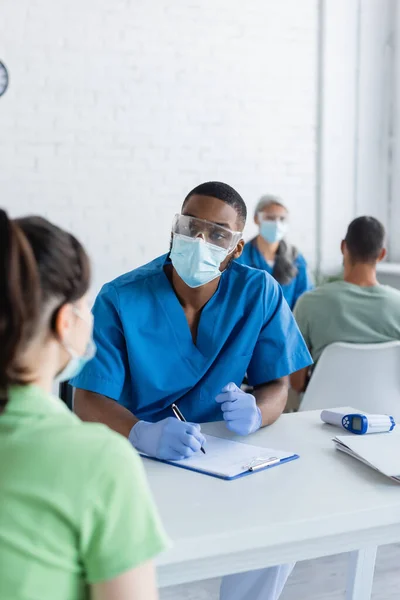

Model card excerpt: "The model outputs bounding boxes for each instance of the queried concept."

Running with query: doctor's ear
[232,239,245,259]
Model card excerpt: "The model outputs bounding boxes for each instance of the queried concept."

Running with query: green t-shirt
[294,280,400,363]
[0,385,168,600]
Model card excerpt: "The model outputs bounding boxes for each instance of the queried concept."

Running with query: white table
[144,411,400,599]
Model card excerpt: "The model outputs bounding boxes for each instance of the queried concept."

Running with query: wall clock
[0,61,9,97]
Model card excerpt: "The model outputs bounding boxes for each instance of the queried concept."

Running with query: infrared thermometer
[321,407,396,435]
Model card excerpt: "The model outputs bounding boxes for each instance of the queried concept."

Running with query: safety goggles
[172,214,243,252]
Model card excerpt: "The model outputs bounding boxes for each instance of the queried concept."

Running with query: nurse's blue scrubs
[237,239,313,310]
[71,255,312,422]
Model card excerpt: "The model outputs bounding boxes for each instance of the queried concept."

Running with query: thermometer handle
[366,415,395,433]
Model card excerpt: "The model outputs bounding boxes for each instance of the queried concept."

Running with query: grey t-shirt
[294,280,400,363]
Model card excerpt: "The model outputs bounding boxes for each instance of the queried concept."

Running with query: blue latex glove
[216,382,262,435]
[129,417,206,461]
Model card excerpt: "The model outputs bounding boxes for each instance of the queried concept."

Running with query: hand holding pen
[130,414,206,461]
[172,403,206,454]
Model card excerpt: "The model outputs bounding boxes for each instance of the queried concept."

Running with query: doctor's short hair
[344,216,385,263]
[182,181,247,228]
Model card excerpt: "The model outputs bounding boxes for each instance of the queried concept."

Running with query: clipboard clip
[247,456,280,472]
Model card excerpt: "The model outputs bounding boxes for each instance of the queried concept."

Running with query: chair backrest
[300,341,400,418]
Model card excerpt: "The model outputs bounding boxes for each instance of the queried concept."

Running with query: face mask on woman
[259,218,288,244]
[55,308,97,382]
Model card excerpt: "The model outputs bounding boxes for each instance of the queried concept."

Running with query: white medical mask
[55,309,97,383]
[260,220,288,244]
[170,233,229,288]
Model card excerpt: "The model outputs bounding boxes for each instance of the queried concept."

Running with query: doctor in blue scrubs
[73,182,312,600]
[237,195,313,309]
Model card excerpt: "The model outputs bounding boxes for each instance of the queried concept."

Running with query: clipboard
[141,434,299,480]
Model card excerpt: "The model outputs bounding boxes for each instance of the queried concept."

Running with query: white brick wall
[0,0,318,293]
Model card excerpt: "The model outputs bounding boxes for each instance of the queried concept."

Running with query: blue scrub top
[71,255,312,423]
[237,240,313,310]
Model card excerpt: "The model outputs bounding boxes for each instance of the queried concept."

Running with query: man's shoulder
[103,254,168,294]
[295,281,343,310]
[378,284,400,307]
[380,283,400,298]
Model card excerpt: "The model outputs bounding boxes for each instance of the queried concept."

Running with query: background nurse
[238,195,312,310]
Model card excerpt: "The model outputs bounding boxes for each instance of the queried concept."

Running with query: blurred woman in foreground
[0,209,167,600]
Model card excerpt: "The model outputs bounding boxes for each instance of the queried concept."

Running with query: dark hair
[273,241,299,285]
[0,210,90,408]
[182,181,247,228]
[344,216,385,263]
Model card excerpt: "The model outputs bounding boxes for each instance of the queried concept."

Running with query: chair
[300,341,400,418]
[59,381,73,411]
[300,341,400,596]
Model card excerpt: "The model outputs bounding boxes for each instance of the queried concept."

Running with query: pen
[171,403,206,454]
[248,457,280,471]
